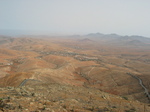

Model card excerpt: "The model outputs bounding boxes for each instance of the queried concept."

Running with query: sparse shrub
[42,106,46,110]
[0,99,15,111]
[0,99,5,110]
[103,107,109,111]
[122,96,128,100]
[31,93,35,96]
[62,105,67,109]
[18,105,22,109]
[112,106,117,108]
[125,108,136,112]
[86,106,95,111]
[7,96,10,100]
[70,106,75,112]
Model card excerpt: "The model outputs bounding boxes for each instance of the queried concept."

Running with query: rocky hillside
[0,81,150,112]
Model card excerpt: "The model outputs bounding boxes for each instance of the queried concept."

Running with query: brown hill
[0,35,149,111]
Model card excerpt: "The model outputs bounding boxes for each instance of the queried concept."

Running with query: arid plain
[0,34,150,111]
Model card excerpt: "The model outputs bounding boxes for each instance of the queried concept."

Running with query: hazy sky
[0,0,150,37]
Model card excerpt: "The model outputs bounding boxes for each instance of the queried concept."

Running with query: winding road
[18,73,150,102]
[127,73,150,101]
[18,79,40,87]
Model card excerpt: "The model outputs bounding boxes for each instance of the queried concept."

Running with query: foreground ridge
[0,83,150,112]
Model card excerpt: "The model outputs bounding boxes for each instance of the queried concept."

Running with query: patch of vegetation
[122,96,128,100]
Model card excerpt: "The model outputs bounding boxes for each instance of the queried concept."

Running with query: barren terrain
[0,34,150,111]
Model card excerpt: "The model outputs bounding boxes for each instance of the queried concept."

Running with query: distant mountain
[85,33,150,46]
[0,35,11,39]
[111,35,150,46]
[70,35,81,37]
[0,35,14,45]
[125,40,146,46]
[86,32,104,37]
[128,35,150,43]
[78,38,94,43]
[86,33,121,38]
[86,33,122,41]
